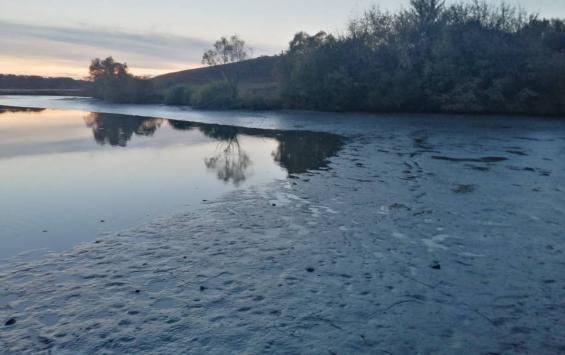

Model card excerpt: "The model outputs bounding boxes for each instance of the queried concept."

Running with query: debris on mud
[453,184,476,194]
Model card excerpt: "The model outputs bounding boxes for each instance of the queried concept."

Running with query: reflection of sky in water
[0,107,342,260]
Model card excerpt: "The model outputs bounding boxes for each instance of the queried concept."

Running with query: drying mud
[0,97,564,354]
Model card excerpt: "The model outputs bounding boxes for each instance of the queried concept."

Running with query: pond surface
[0,106,343,261]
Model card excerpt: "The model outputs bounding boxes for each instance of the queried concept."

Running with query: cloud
[0,21,278,77]
[0,21,209,61]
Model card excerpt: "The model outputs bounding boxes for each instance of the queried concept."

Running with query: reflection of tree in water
[167,120,196,131]
[84,112,163,147]
[81,113,342,184]
[204,139,251,187]
[168,120,253,186]
[271,131,343,175]
[201,127,251,187]
[81,114,342,182]
[167,119,344,181]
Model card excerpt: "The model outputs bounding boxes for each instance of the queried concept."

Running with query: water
[0,106,343,260]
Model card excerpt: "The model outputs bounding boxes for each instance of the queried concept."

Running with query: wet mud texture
[1,105,565,354]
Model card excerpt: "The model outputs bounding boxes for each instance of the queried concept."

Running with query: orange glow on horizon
[0,56,201,79]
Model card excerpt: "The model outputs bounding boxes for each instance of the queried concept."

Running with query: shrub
[164,85,193,105]
[191,81,236,109]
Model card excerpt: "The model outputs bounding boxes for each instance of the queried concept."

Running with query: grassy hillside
[152,56,281,98]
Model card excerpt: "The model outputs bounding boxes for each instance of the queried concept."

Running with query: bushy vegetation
[164,85,193,105]
[88,0,565,115]
[190,81,236,109]
[88,57,159,103]
[279,0,565,115]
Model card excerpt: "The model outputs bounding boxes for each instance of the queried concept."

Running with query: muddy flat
[0,96,564,354]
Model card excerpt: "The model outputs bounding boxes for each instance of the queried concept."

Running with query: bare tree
[202,36,252,66]
[201,36,253,98]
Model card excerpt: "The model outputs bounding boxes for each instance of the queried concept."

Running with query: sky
[1,0,564,78]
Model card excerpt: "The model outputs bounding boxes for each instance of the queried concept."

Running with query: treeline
[89,57,276,109]
[0,74,88,90]
[279,0,565,115]
[89,0,565,115]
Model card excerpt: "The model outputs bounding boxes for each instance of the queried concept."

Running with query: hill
[152,56,281,98]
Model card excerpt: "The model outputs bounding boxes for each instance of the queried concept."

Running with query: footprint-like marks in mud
[465,164,490,172]
[506,166,551,177]
[411,130,439,157]
[432,156,508,163]
[401,160,425,182]
[506,150,528,156]
[452,184,476,194]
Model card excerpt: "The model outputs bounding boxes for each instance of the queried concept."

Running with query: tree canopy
[86,0,565,115]
[279,0,565,115]
[88,57,157,103]
[202,36,252,66]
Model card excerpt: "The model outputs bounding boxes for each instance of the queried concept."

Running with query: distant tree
[201,36,253,98]
[0,74,87,90]
[202,36,252,66]
[89,57,129,81]
[409,0,445,28]
[88,57,157,103]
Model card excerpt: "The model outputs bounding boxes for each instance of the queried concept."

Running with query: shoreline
[2,94,565,120]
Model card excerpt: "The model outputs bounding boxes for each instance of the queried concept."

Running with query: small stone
[200,286,207,292]
[272,203,277,207]
[100,220,105,223]
[42,230,48,233]
[306,267,315,273]
[134,290,140,294]
[38,336,52,345]
[5,318,16,326]
[431,261,441,270]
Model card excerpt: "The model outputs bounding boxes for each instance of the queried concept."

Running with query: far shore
[2,93,565,120]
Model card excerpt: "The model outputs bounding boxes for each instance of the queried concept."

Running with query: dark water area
[0,106,343,260]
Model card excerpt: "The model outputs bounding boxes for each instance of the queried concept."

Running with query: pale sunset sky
[0,0,564,78]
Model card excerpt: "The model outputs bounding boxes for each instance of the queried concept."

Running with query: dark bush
[164,85,193,105]
[191,81,236,109]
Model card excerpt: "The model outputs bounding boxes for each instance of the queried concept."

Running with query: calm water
[0,106,343,260]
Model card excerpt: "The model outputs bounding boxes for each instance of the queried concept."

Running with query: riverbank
[1,97,564,353]
[0,89,88,96]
